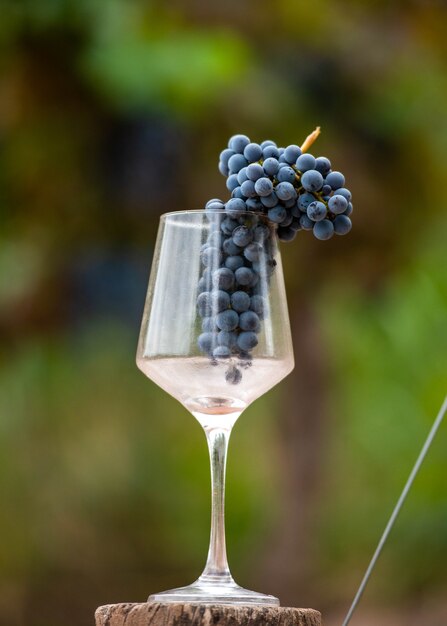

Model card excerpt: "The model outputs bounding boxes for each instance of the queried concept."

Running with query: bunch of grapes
[197,130,353,383]
[217,130,353,242]
[197,210,275,385]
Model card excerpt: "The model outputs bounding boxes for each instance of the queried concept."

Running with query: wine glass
[136,209,294,605]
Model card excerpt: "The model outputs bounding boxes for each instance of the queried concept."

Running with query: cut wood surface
[95,602,322,626]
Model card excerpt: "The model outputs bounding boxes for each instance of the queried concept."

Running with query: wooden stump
[95,602,321,626]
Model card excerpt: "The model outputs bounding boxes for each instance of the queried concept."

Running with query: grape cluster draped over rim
[197,131,354,384]
[215,131,353,241]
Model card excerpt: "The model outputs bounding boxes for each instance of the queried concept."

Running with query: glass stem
[200,425,233,583]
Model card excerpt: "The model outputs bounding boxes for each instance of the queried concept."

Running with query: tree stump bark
[95,602,321,626]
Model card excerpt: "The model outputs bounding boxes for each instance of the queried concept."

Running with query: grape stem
[301,126,321,153]
[314,191,328,206]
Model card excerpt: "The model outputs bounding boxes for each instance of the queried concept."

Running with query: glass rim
[160,209,269,220]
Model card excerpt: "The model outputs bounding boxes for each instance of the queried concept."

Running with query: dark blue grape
[283,196,296,209]
[205,211,223,226]
[301,169,324,192]
[250,294,267,317]
[216,309,239,331]
[239,311,261,332]
[237,167,248,185]
[268,205,287,223]
[297,192,316,211]
[325,171,345,189]
[246,197,263,211]
[231,291,251,313]
[307,201,327,222]
[237,331,259,351]
[235,266,258,287]
[225,197,247,218]
[220,148,235,166]
[284,144,302,164]
[225,366,242,385]
[275,182,296,201]
[321,184,332,195]
[333,215,352,235]
[225,255,245,271]
[254,224,271,242]
[291,201,301,218]
[261,192,278,208]
[280,212,294,227]
[260,140,276,149]
[221,217,239,236]
[315,156,331,176]
[210,290,230,312]
[223,238,242,255]
[202,317,217,332]
[226,174,239,192]
[254,177,274,196]
[217,331,237,348]
[232,225,253,247]
[232,186,244,199]
[246,163,264,181]
[218,161,228,176]
[198,277,208,293]
[291,217,302,231]
[344,202,353,216]
[263,145,280,159]
[202,268,212,283]
[201,246,222,266]
[328,194,348,215]
[229,134,250,154]
[243,142,263,162]
[212,268,235,291]
[277,166,296,184]
[197,292,212,317]
[249,294,266,316]
[206,198,224,209]
[334,187,352,202]
[205,200,225,218]
[244,242,263,262]
[198,332,216,353]
[300,214,314,231]
[228,153,248,174]
[296,153,316,172]
[213,346,231,359]
[241,179,257,198]
[313,219,334,240]
[263,157,280,176]
[278,226,297,242]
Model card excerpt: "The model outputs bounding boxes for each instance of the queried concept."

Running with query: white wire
[342,395,447,626]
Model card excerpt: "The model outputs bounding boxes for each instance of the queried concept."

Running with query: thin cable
[342,395,447,626]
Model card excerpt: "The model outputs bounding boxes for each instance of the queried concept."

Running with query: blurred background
[0,1,446,625]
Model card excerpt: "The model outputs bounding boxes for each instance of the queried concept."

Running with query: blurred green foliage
[0,0,446,624]
[319,221,447,600]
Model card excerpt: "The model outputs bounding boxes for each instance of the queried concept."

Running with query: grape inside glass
[136,210,294,605]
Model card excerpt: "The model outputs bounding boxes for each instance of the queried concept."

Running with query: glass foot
[149,576,279,606]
